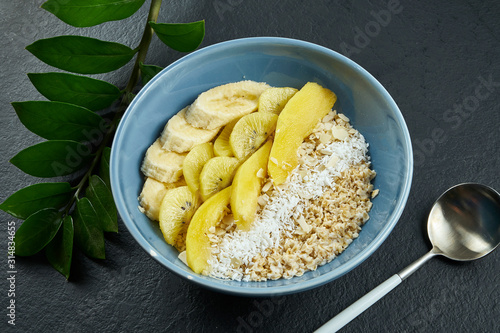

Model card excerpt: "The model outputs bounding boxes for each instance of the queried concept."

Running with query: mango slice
[231,140,273,230]
[186,186,232,274]
[268,82,336,185]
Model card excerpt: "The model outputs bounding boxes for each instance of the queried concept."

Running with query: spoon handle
[315,251,436,332]
[314,274,402,333]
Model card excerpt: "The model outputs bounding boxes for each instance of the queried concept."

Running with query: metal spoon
[315,183,500,332]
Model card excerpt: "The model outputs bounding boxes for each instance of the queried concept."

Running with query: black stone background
[1,0,499,332]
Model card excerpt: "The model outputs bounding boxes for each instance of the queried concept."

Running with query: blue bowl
[110,37,413,296]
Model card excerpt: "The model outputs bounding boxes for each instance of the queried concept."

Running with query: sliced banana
[185,80,271,130]
[159,107,220,153]
[258,87,298,114]
[229,112,278,160]
[141,139,186,183]
[213,118,239,157]
[138,177,186,221]
[138,178,168,222]
[159,186,200,251]
[183,142,214,193]
[199,156,239,201]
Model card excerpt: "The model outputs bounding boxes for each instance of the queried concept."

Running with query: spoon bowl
[316,183,500,332]
[428,183,500,261]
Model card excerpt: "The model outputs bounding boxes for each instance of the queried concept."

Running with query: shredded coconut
[208,111,373,281]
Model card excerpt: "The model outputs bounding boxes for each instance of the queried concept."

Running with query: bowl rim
[110,36,413,296]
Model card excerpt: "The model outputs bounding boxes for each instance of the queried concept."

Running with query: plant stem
[65,111,122,215]
[123,0,163,104]
[72,113,122,199]
[64,0,163,214]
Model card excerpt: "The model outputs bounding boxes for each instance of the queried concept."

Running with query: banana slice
[199,156,239,201]
[229,112,278,160]
[159,107,220,153]
[258,87,298,114]
[141,139,186,183]
[138,177,186,221]
[185,80,271,130]
[183,142,214,193]
[159,186,200,251]
[213,118,239,157]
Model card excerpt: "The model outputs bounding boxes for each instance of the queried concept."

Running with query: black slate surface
[1,1,499,332]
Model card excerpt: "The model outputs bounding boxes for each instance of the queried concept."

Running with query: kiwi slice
[229,112,278,160]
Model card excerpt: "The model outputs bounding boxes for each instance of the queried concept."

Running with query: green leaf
[10,140,93,178]
[150,20,205,52]
[139,62,163,85]
[86,175,118,232]
[45,215,74,279]
[73,198,105,259]
[14,208,63,256]
[26,36,137,74]
[42,0,146,28]
[13,101,105,141]
[28,72,121,111]
[0,182,73,219]
[99,147,112,188]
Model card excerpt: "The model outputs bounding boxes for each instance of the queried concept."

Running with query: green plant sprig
[1,0,205,279]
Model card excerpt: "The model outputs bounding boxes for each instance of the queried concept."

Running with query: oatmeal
[206,110,376,281]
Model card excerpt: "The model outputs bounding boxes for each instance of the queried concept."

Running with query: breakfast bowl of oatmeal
[110,37,413,296]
